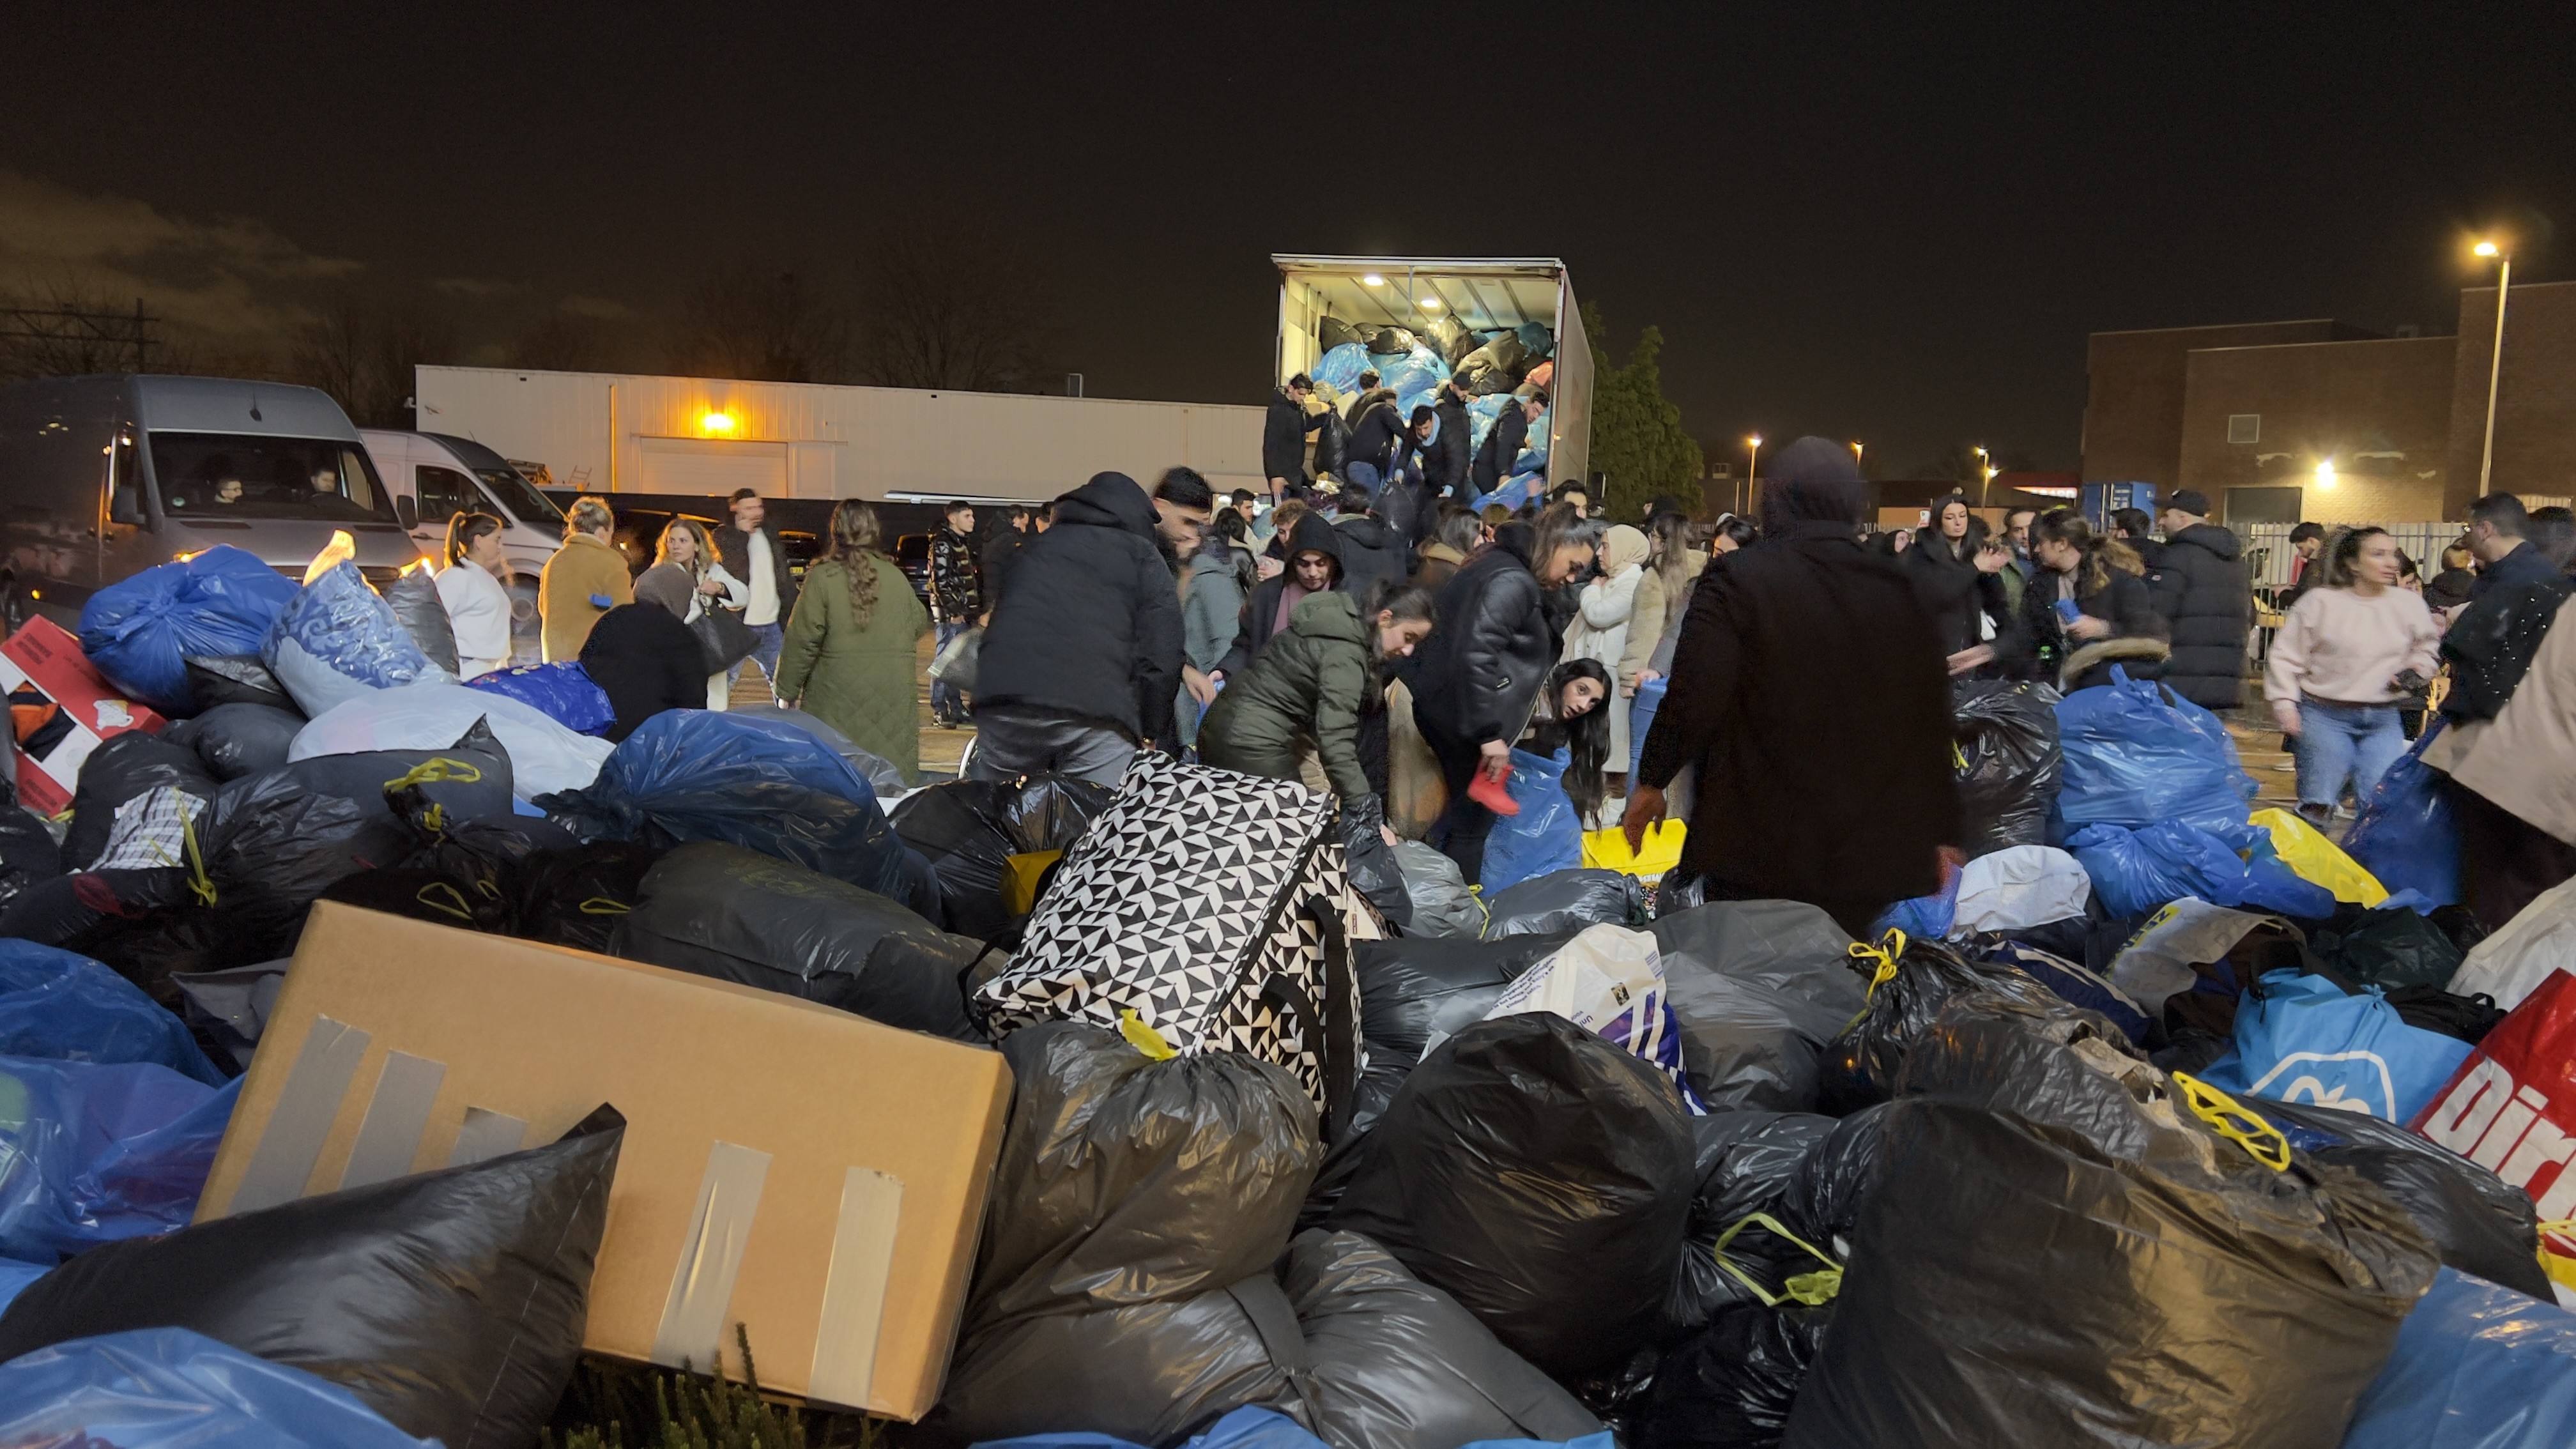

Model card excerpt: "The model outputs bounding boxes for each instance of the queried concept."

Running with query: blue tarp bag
[2053,667,2255,832]
[0,940,223,1085]
[1312,342,1369,394]
[2197,970,2472,1122]
[536,709,909,897]
[264,561,438,717]
[1376,345,1447,400]
[0,1326,436,1448]
[1629,676,1667,778]
[1480,746,1582,894]
[1468,394,1509,451]
[2343,723,2462,907]
[79,546,301,716]
[466,661,617,737]
[0,1057,235,1262]
[0,1255,43,1313]
[2343,1268,2576,1448]
[2066,818,2248,917]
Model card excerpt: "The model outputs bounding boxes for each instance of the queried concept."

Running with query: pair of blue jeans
[931,620,971,719]
[2294,700,2406,812]
[728,621,785,687]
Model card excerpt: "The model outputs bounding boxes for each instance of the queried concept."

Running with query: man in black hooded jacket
[1430,381,1475,503]
[1220,510,1344,678]
[1264,374,1326,499]
[1471,389,1547,500]
[970,472,1184,786]
[2143,489,2253,709]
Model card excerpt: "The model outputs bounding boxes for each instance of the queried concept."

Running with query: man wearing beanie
[2145,489,2253,710]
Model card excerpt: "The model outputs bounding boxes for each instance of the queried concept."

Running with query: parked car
[360,430,565,657]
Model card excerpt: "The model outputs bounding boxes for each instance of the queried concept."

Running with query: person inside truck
[1264,372,1327,501]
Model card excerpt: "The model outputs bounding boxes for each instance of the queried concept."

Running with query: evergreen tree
[1582,301,1704,519]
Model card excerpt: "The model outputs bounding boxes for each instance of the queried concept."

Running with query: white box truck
[1272,255,1591,489]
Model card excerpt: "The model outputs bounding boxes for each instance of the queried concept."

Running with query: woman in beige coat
[2425,592,2576,928]
[1620,511,1703,698]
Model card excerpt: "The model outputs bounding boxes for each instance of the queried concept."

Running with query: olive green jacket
[1199,590,1373,804]
[773,555,930,783]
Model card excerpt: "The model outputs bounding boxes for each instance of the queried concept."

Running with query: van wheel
[509,576,544,666]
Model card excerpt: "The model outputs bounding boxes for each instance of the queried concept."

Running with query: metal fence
[2231,523,2468,587]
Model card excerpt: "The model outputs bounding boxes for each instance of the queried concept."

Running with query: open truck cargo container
[1273,255,1591,490]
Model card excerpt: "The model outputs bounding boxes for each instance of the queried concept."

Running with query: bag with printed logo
[2411,967,2576,1303]
[2198,970,2474,1123]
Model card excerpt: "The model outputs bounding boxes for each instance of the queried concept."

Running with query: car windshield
[150,433,397,524]
[473,466,564,528]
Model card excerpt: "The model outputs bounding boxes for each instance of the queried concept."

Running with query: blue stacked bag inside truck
[1312,342,1369,394]
[79,545,300,715]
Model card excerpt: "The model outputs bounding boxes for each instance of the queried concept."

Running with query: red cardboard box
[0,617,165,814]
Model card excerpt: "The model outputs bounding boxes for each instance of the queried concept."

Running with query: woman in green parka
[1199,582,1436,836]
[775,499,931,783]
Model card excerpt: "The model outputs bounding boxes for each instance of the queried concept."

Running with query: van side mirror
[395,495,419,530]
[109,484,144,527]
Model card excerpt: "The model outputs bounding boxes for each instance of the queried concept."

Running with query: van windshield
[152,433,397,524]
[473,466,564,528]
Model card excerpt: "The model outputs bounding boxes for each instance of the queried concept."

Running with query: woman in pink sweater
[2266,526,2441,824]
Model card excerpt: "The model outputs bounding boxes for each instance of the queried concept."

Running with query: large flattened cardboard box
[194,903,1012,1420]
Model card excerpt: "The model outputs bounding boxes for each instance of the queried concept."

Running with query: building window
[2227,414,2260,445]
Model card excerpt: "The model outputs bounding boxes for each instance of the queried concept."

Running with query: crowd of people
[431,436,2576,942]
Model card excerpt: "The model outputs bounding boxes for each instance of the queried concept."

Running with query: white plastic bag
[1483,923,1701,1110]
[2450,873,2576,1011]
[289,681,613,799]
[1951,845,2092,936]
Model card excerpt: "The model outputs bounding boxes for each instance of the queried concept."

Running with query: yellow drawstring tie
[2172,1071,2293,1172]
[1848,928,1908,999]
[1713,1212,1844,1307]
[181,809,217,907]
[415,881,475,923]
[1119,1009,1177,1061]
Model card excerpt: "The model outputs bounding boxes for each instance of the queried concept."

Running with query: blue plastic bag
[2198,970,2472,1122]
[972,1406,1613,1449]
[1629,676,1667,778]
[1480,746,1582,894]
[465,661,617,736]
[1376,345,1447,401]
[1876,870,1961,941]
[0,1057,235,1262]
[2066,818,2249,918]
[1468,394,1509,451]
[2053,668,2255,832]
[1312,342,1369,394]
[0,940,224,1085]
[537,709,909,897]
[264,560,438,717]
[2343,723,2462,908]
[2343,1267,2576,1448]
[79,546,301,716]
[0,1326,437,1448]
[0,1255,43,1312]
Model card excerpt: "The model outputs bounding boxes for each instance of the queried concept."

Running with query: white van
[360,430,564,656]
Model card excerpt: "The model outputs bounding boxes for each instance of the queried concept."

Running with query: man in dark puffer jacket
[2144,489,2253,710]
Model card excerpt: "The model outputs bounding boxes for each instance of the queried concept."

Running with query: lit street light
[2474,238,2511,497]
[1974,445,1993,507]
[1744,434,1762,515]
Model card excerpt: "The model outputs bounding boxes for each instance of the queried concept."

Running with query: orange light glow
[699,410,739,435]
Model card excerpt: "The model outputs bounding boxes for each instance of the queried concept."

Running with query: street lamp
[1850,440,1865,464]
[1744,435,1762,516]
[2474,239,2511,497]
[1973,445,1991,507]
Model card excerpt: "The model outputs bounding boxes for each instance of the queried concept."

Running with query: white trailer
[411,366,1266,503]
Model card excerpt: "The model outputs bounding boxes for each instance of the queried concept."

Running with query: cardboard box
[0,617,165,815]
[195,903,1013,1419]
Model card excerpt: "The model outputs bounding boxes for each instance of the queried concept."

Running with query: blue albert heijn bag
[0,1056,238,1262]
[1479,746,1581,894]
[2342,723,2462,908]
[466,661,618,737]
[79,545,301,715]
[2197,969,2472,1123]
[0,1326,437,1448]
[2053,666,2255,833]
[2342,1268,2576,1449]
[263,560,439,717]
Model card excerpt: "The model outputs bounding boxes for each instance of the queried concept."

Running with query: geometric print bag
[969,753,1359,1132]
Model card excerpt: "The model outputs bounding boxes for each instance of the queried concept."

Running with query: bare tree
[666,268,851,383]
[0,277,158,381]
[852,219,1058,393]
[508,310,613,372]
[288,293,456,428]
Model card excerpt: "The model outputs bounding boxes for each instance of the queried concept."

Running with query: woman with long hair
[1179,507,1259,747]
[1522,657,1613,823]
[2266,525,2440,825]
[434,510,513,678]
[1200,580,1438,836]
[774,499,932,784]
[1620,510,1700,697]
[2013,508,2168,691]
[1905,493,2016,675]
[635,517,750,709]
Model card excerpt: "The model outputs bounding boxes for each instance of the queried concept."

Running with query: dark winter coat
[1430,394,1474,499]
[974,473,1184,742]
[1199,591,1376,806]
[2013,564,2172,691]
[1410,540,1468,594]
[1221,512,1346,677]
[1346,400,1408,480]
[1637,520,1956,909]
[2144,522,2253,708]
[979,528,1032,612]
[1412,523,1554,752]
[1905,532,2016,663]
[2476,539,2565,599]
[713,521,799,624]
[928,526,983,624]
[1335,514,1409,606]
[1470,404,1531,495]
[578,603,708,743]
[1263,388,1321,487]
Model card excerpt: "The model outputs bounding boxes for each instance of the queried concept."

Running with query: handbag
[689,607,760,675]
[928,625,983,692]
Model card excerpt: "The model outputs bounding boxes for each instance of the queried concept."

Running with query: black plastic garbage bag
[1652,900,1871,1113]
[1781,1101,1892,1255]
[171,960,288,1073]
[610,841,984,1039]
[1328,1013,1696,1378]
[1644,1302,1832,1449]
[0,868,188,951]
[163,703,305,781]
[2384,982,2508,1043]
[275,721,517,832]
[1781,1001,2439,1449]
[0,781,61,908]
[1952,680,2061,856]
[318,865,514,933]
[893,774,1111,941]
[61,732,217,871]
[1662,1112,1838,1337]
[1815,932,2082,1115]
[182,654,299,714]
[1287,1228,1604,1449]
[939,1023,1320,1445]
[0,1105,622,1449]
[380,565,460,676]
[2251,1093,2549,1299]
[1391,841,1481,939]
[1340,795,1410,931]
[2315,905,2467,990]
[1358,932,1567,1067]
[1313,408,1351,479]
[512,840,663,953]
[1367,326,1419,356]
[1482,868,1642,939]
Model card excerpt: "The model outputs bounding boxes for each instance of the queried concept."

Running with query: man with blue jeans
[714,489,797,695]
[928,500,984,727]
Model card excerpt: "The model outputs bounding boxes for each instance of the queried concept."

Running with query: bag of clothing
[1454,337,1527,395]
[292,680,611,800]
[2342,1268,2576,1448]
[1643,1301,1833,1449]
[79,546,302,716]
[1969,937,2151,1044]
[1312,342,1370,394]
[725,703,907,796]
[1653,900,1873,1114]
[512,839,662,953]
[1782,1002,2439,1449]
[894,774,1113,940]
[59,732,218,872]
[378,565,460,676]
[0,939,223,1084]
[2250,806,2388,905]
[1328,1013,1696,1379]
[1482,747,1581,893]
[464,661,617,737]
[163,701,305,780]
[1782,1101,1892,1257]
[2342,724,2462,907]
[0,783,60,910]
[263,560,442,717]
[1366,326,1419,356]
[1661,1110,1839,1336]
[182,653,298,714]
[0,1057,233,1262]
[1952,680,2062,855]
[0,1327,438,1449]
[2412,966,2576,1294]
[1317,316,1365,354]
[1358,931,1566,1071]
[2314,903,2465,990]
[2448,875,2576,1011]
[1948,844,2089,935]
[0,1106,621,1449]
[2066,816,2336,920]
[1340,793,1411,931]
[1483,866,1641,939]
[2051,667,2255,832]
[972,755,1360,1115]
[1392,840,1482,938]
[2250,1095,2549,1298]
[611,841,983,1039]
[274,721,518,834]
[1484,924,1703,1110]
[1816,931,2085,1116]
[2198,970,2473,1123]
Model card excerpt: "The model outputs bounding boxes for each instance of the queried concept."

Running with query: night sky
[6,4,2573,475]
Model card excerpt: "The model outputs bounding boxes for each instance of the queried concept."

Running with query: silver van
[361,429,562,654]
[0,374,423,631]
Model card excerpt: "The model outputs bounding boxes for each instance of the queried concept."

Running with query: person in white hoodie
[1563,522,1650,792]
[434,511,514,679]
[2266,525,2441,824]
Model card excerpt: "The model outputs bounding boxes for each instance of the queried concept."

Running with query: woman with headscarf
[634,518,750,709]
[1563,522,1651,790]
[774,500,933,784]
[1624,437,1956,937]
